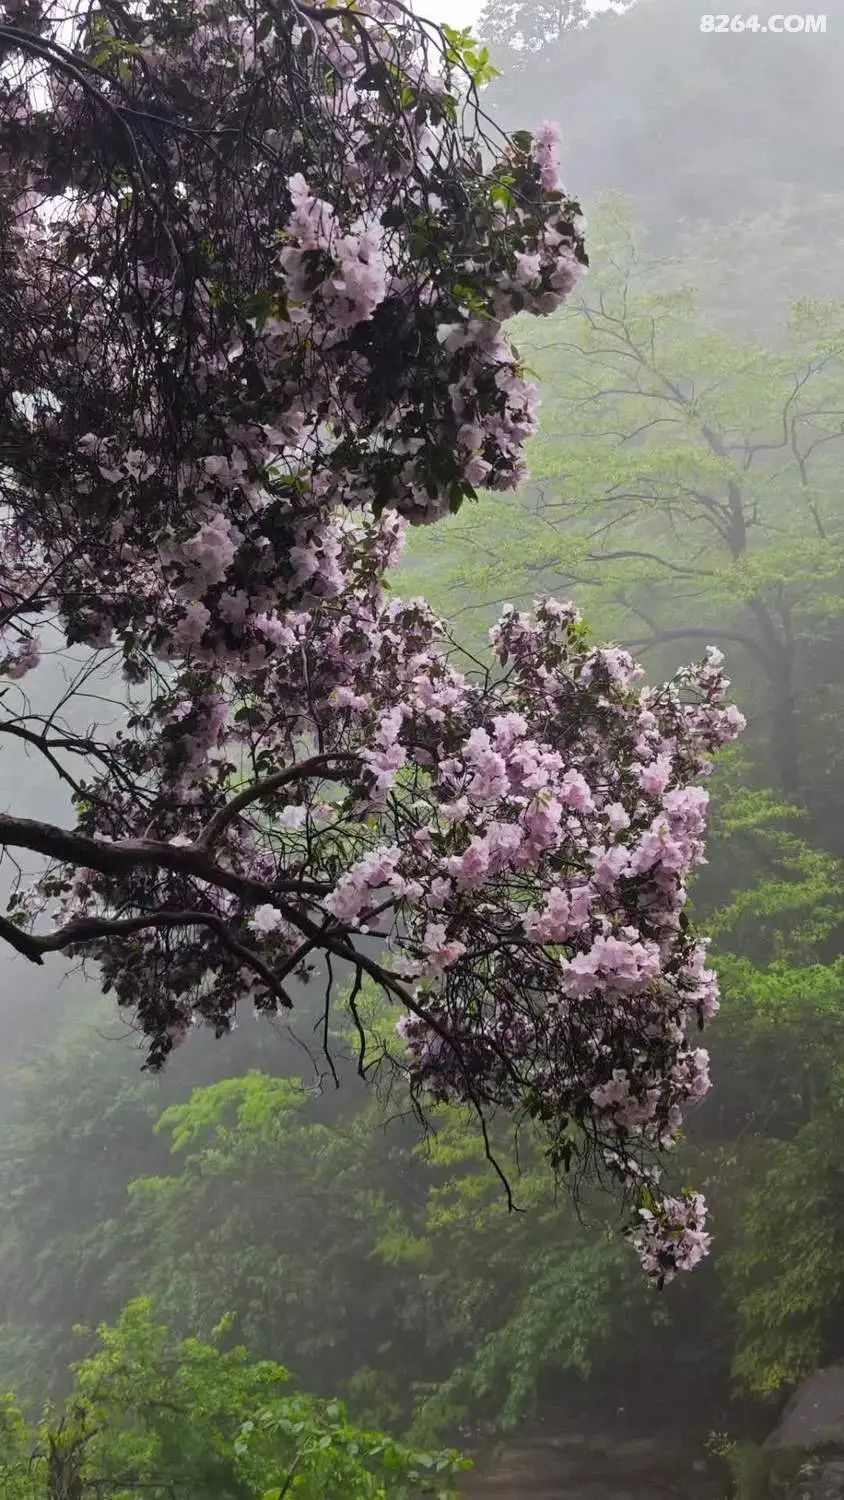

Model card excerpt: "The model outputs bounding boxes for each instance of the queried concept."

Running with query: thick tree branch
[16,908,294,1005]
[0,817,467,1043]
[587,549,714,579]
[0,913,47,963]
[197,752,362,848]
[0,813,329,905]
[626,625,773,665]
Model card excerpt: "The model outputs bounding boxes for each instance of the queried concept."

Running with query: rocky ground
[765,1365,844,1498]
[461,1429,720,1498]
[460,1363,844,1498]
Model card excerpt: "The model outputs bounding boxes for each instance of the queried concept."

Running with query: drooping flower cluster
[15,557,741,1280]
[631,1191,711,1280]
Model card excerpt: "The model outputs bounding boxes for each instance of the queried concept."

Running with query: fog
[1,3,843,1497]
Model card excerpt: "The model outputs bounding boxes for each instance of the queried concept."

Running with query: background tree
[401,202,844,806]
[125,1069,421,1413]
[0,1027,160,1399]
[476,0,634,60]
[699,778,844,1398]
[0,1001,304,1399]
[0,1298,469,1499]
[0,1010,677,1436]
[128,1068,658,1436]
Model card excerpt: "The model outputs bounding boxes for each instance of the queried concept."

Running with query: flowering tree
[0,0,742,1279]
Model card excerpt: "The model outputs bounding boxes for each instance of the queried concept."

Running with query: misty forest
[0,1,842,1496]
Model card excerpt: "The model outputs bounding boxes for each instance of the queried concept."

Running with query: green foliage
[683,780,844,1397]
[707,1434,768,1500]
[440,24,500,87]
[128,1071,649,1437]
[0,1299,468,1499]
[704,792,844,1392]
[726,1106,844,1396]
[0,1023,162,1399]
[386,1109,653,1439]
[408,1238,630,1442]
[0,1000,325,1405]
[0,1011,653,1444]
[707,777,844,963]
[125,1070,419,1412]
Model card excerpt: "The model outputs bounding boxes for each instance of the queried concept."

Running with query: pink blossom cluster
[0,0,587,676]
[281,173,389,337]
[631,1191,711,1282]
[0,629,41,680]
[27,560,742,1278]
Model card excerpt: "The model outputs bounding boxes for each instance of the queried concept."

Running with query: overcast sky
[421,0,620,32]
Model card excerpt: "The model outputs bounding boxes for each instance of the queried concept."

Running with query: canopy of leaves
[0,1298,469,1499]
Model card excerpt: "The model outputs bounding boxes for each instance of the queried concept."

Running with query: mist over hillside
[483,0,843,242]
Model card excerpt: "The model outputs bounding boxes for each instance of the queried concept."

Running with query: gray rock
[767,1366,844,1453]
[784,1458,844,1500]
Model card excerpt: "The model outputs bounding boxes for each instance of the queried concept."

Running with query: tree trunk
[769,669,800,798]
[748,597,799,798]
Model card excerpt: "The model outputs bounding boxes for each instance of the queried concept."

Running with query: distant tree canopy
[476,0,632,58]
[0,1298,469,1499]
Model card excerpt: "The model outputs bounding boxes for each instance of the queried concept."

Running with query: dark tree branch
[197,752,362,848]
[626,625,773,666]
[11,908,294,1005]
[0,813,329,904]
[587,549,714,579]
